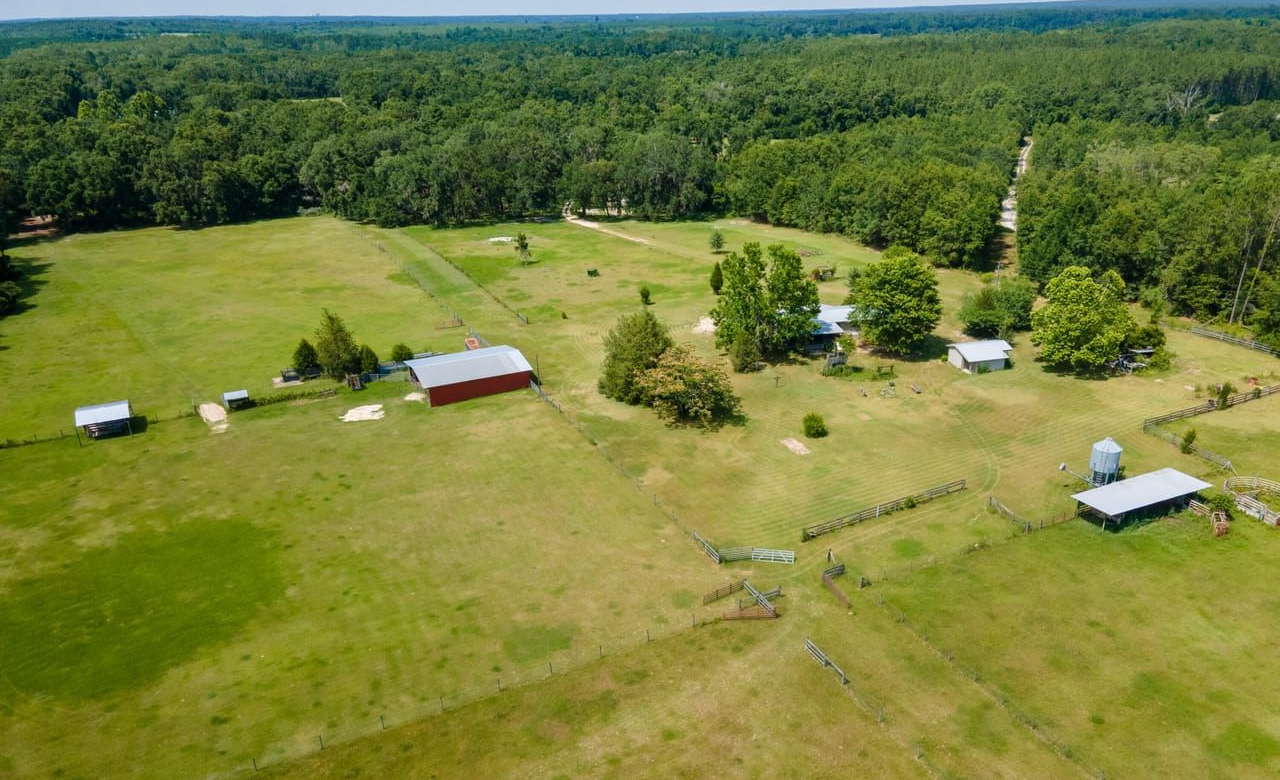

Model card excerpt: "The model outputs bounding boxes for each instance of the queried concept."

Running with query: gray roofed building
[74,400,132,428]
[1072,467,1212,522]
[403,345,534,407]
[74,399,135,438]
[947,339,1013,373]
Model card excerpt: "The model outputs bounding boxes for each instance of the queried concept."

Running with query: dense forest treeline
[4,5,1280,337]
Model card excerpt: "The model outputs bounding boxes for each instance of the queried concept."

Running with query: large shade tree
[847,247,942,354]
[598,309,674,405]
[1031,266,1136,372]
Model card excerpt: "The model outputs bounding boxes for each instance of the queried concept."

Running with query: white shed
[947,340,1012,373]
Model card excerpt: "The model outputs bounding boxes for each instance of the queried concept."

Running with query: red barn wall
[427,371,531,406]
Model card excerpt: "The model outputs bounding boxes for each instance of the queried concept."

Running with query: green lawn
[3,215,1280,780]
[0,216,441,439]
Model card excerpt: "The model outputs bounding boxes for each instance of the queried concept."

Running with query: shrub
[1215,382,1237,408]
[709,261,723,295]
[635,344,741,425]
[1180,428,1198,454]
[389,343,414,363]
[802,412,828,438]
[729,333,761,372]
[639,285,652,305]
[292,338,320,371]
[358,344,380,373]
[1207,492,1235,518]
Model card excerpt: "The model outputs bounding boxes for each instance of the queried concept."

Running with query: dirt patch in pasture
[271,376,303,389]
[340,405,385,422]
[858,413,872,421]
[404,391,427,402]
[692,316,716,335]
[780,437,811,455]
[198,403,229,434]
[488,236,514,243]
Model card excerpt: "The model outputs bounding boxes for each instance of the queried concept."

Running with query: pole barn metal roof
[74,400,132,427]
[1072,468,1212,518]
[947,340,1013,363]
[403,345,533,389]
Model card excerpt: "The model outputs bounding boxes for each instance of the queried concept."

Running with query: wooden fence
[987,495,1076,533]
[1189,326,1280,357]
[1140,425,1235,472]
[1141,383,1280,428]
[1223,476,1280,526]
[802,479,967,541]
[821,563,851,609]
[702,579,745,605]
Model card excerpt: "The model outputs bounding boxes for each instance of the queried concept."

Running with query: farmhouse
[813,304,856,336]
[1072,467,1212,527]
[74,399,134,438]
[404,345,534,407]
[947,340,1013,373]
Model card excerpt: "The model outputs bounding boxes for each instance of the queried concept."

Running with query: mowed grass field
[0,216,444,439]
[3,214,1280,779]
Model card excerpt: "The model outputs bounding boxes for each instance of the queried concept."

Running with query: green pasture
[3,214,1280,780]
[0,216,440,439]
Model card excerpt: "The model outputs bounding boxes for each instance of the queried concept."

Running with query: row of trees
[292,310,414,379]
[599,310,739,425]
[7,13,1280,269]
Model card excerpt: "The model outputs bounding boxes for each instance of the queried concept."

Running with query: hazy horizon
[0,0,1071,24]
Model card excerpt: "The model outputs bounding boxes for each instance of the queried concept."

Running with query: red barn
[404,345,534,407]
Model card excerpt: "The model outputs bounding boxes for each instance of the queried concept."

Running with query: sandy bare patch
[563,213,652,244]
[487,236,514,243]
[340,404,385,422]
[692,316,716,335]
[858,413,872,421]
[780,437,811,455]
[403,391,426,402]
[272,376,302,389]
[198,402,229,434]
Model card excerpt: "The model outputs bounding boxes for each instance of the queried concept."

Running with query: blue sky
[2,1,1057,23]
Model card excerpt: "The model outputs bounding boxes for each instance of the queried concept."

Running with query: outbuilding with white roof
[74,399,135,438]
[947,339,1013,373]
[1072,467,1212,526]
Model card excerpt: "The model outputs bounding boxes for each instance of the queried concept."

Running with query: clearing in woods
[2,215,1279,779]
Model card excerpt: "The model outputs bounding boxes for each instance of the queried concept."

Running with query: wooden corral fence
[1141,383,1280,427]
[1140,425,1236,472]
[723,604,777,620]
[1224,476,1280,526]
[1188,326,1280,358]
[802,479,967,541]
[702,579,745,605]
[804,638,848,685]
[987,495,1076,533]
[821,563,851,609]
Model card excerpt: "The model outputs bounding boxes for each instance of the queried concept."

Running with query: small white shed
[947,340,1012,373]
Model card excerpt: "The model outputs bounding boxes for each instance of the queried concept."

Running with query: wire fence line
[1187,325,1280,358]
[866,592,1108,780]
[214,614,720,780]
[528,379,717,560]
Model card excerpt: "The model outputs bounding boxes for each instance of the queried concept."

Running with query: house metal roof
[74,400,132,427]
[948,340,1013,363]
[1072,468,1212,518]
[404,345,533,389]
[812,303,855,335]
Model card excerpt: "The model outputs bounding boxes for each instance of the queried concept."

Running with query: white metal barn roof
[812,304,854,335]
[948,340,1013,363]
[222,389,249,403]
[403,345,533,388]
[74,400,132,427]
[1072,468,1212,518]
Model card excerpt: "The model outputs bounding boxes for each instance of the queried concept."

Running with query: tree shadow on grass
[1034,357,1113,381]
